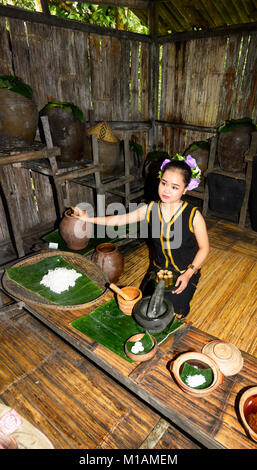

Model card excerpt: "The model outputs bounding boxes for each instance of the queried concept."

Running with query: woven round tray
[2,250,108,311]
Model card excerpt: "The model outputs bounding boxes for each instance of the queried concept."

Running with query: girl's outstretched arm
[72,204,148,227]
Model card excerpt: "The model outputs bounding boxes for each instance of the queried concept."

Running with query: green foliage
[129,140,143,157]
[45,101,84,122]
[0,75,33,100]
[1,0,148,34]
[218,117,256,133]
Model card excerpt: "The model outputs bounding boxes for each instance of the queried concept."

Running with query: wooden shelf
[202,131,257,227]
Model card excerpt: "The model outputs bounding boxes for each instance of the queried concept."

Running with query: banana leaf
[6,255,102,306]
[43,223,138,256]
[71,299,184,362]
[126,331,154,355]
[180,362,213,389]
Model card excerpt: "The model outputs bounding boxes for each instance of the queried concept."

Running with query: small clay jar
[93,242,124,283]
[59,209,90,250]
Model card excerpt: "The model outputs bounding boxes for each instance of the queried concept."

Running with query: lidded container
[201,340,244,377]
[171,340,244,397]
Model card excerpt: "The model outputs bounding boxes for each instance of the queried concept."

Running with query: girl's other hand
[172,272,190,294]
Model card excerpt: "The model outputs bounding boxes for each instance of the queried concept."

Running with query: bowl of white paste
[170,351,224,397]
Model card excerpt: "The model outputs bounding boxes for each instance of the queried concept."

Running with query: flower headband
[158,153,201,191]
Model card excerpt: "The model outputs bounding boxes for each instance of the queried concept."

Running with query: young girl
[72,155,209,318]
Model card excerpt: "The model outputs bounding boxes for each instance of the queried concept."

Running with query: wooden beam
[0,147,61,166]
[156,120,217,133]
[0,5,151,42]
[39,0,50,15]
[73,0,150,8]
[158,20,257,43]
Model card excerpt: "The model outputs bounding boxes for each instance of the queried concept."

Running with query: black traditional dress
[140,200,201,317]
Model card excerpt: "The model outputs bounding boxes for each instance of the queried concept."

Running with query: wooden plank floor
[119,219,257,358]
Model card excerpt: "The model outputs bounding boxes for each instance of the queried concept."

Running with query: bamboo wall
[0,14,256,247]
[157,32,257,155]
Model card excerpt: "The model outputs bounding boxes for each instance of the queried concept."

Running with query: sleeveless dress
[140,200,201,317]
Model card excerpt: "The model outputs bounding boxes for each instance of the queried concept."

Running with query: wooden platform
[0,218,257,450]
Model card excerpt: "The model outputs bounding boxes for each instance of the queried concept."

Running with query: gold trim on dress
[166,202,188,273]
[189,206,198,233]
[147,201,154,223]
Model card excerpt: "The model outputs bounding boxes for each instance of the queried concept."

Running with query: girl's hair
[161,160,192,187]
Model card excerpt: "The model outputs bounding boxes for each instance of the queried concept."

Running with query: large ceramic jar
[0,76,38,141]
[184,140,210,174]
[217,118,256,173]
[39,102,84,162]
[59,209,90,250]
[92,242,124,283]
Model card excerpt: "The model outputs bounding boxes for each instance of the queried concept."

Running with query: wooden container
[117,286,142,315]
[171,351,224,397]
[239,387,257,442]
[125,333,157,362]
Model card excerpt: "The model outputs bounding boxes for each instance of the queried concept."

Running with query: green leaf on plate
[180,362,213,389]
[126,331,154,355]
[6,255,102,305]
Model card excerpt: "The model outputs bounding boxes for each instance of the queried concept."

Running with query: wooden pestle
[109,283,134,301]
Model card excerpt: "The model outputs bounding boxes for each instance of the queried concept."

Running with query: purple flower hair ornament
[158,153,201,190]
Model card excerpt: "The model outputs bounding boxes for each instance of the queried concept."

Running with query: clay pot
[239,387,257,442]
[59,209,90,250]
[202,340,244,376]
[125,333,157,362]
[39,106,84,162]
[117,286,142,316]
[217,120,256,173]
[0,88,38,141]
[171,351,224,397]
[184,145,209,174]
[92,242,124,283]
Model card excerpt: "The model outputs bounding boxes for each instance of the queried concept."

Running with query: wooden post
[40,116,65,218]
[0,167,25,258]
[124,134,130,208]
[202,135,218,217]
[239,131,257,227]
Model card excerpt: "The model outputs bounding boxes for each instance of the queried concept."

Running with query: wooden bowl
[239,386,257,442]
[125,333,157,362]
[170,351,224,397]
[117,286,142,316]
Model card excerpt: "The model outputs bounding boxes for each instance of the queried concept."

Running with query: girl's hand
[71,207,88,221]
[172,272,190,294]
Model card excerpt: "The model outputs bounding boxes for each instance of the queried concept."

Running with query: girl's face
[158,169,187,204]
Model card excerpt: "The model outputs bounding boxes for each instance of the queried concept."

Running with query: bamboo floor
[118,218,257,358]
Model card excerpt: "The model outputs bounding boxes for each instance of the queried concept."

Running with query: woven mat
[71,299,184,363]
